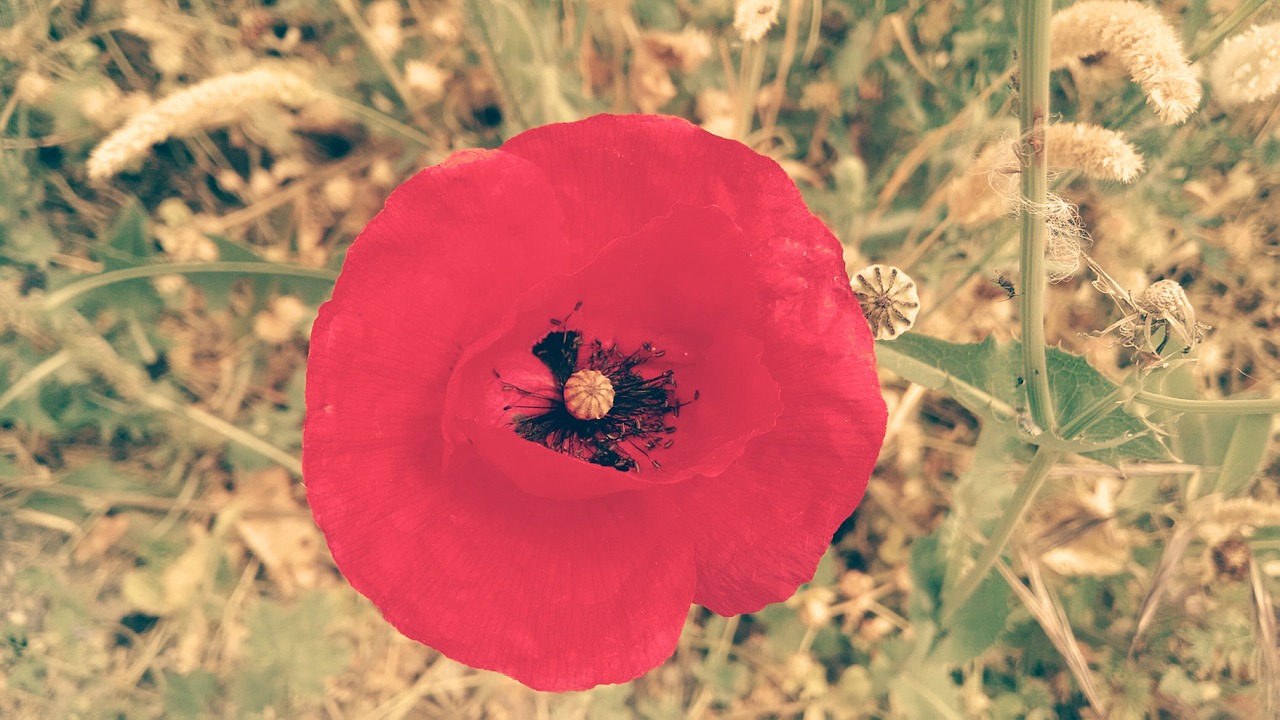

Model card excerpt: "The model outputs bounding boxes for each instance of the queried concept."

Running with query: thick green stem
[943,446,1062,624]
[1018,0,1056,435]
[1133,391,1280,416]
[943,0,1060,625]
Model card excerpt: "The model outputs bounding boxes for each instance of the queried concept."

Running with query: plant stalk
[944,0,1061,625]
[42,262,340,312]
[943,446,1062,624]
[1018,0,1056,435]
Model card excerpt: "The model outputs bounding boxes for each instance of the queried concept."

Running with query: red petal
[306,149,568,468]
[503,115,887,612]
[501,115,828,271]
[670,316,886,614]
[442,203,783,499]
[319,438,696,691]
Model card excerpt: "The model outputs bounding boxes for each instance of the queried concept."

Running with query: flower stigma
[564,370,615,420]
[496,311,695,473]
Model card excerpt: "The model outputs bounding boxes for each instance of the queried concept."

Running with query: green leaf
[100,199,152,272]
[1151,365,1275,498]
[877,334,1171,464]
[164,670,220,720]
[908,459,1013,666]
[231,592,350,713]
[933,569,1011,664]
[888,661,964,720]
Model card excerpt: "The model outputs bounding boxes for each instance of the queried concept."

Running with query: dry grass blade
[1129,519,1196,656]
[999,551,1108,716]
[1251,557,1280,716]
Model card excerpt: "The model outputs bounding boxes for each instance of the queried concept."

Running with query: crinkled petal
[307,148,570,469]
[319,440,695,691]
[501,114,828,273]
[443,204,783,499]
[672,311,885,614]
[503,114,886,613]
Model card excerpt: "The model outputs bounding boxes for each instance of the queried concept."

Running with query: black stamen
[531,330,581,386]
[500,320,696,473]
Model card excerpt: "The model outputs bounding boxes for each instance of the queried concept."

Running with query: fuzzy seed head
[86,67,316,183]
[734,0,780,42]
[563,370,615,421]
[1050,1,1201,124]
[1209,23,1280,107]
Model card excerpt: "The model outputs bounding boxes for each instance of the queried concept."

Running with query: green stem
[1018,0,1056,435]
[1132,390,1280,416]
[323,93,437,148]
[943,446,1062,624]
[1189,0,1269,61]
[0,350,71,413]
[943,0,1061,625]
[464,0,529,133]
[42,262,339,312]
[141,392,303,476]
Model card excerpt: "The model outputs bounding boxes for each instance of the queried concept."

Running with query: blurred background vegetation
[1,0,1279,717]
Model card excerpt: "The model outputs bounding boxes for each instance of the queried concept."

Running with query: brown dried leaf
[72,513,132,563]
[232,467,322,596]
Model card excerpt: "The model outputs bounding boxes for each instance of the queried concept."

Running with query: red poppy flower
[304,114,886,691]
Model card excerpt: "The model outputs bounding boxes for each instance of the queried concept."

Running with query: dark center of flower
[497,320,693,473]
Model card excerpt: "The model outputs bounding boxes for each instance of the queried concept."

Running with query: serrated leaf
[877,334,1171,464]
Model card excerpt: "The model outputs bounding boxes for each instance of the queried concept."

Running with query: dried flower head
[851,265,920,340]
[640,28,713,73]
[404,61,448,104]
[1086,257,1210,358]
[629,44,678,114]
[734,0,780,43]
[1050,1,1201,124]
[696,88,736,138]
[1052,122,1146,183]
[87,67,316,182]
[1209,22,1280,107]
